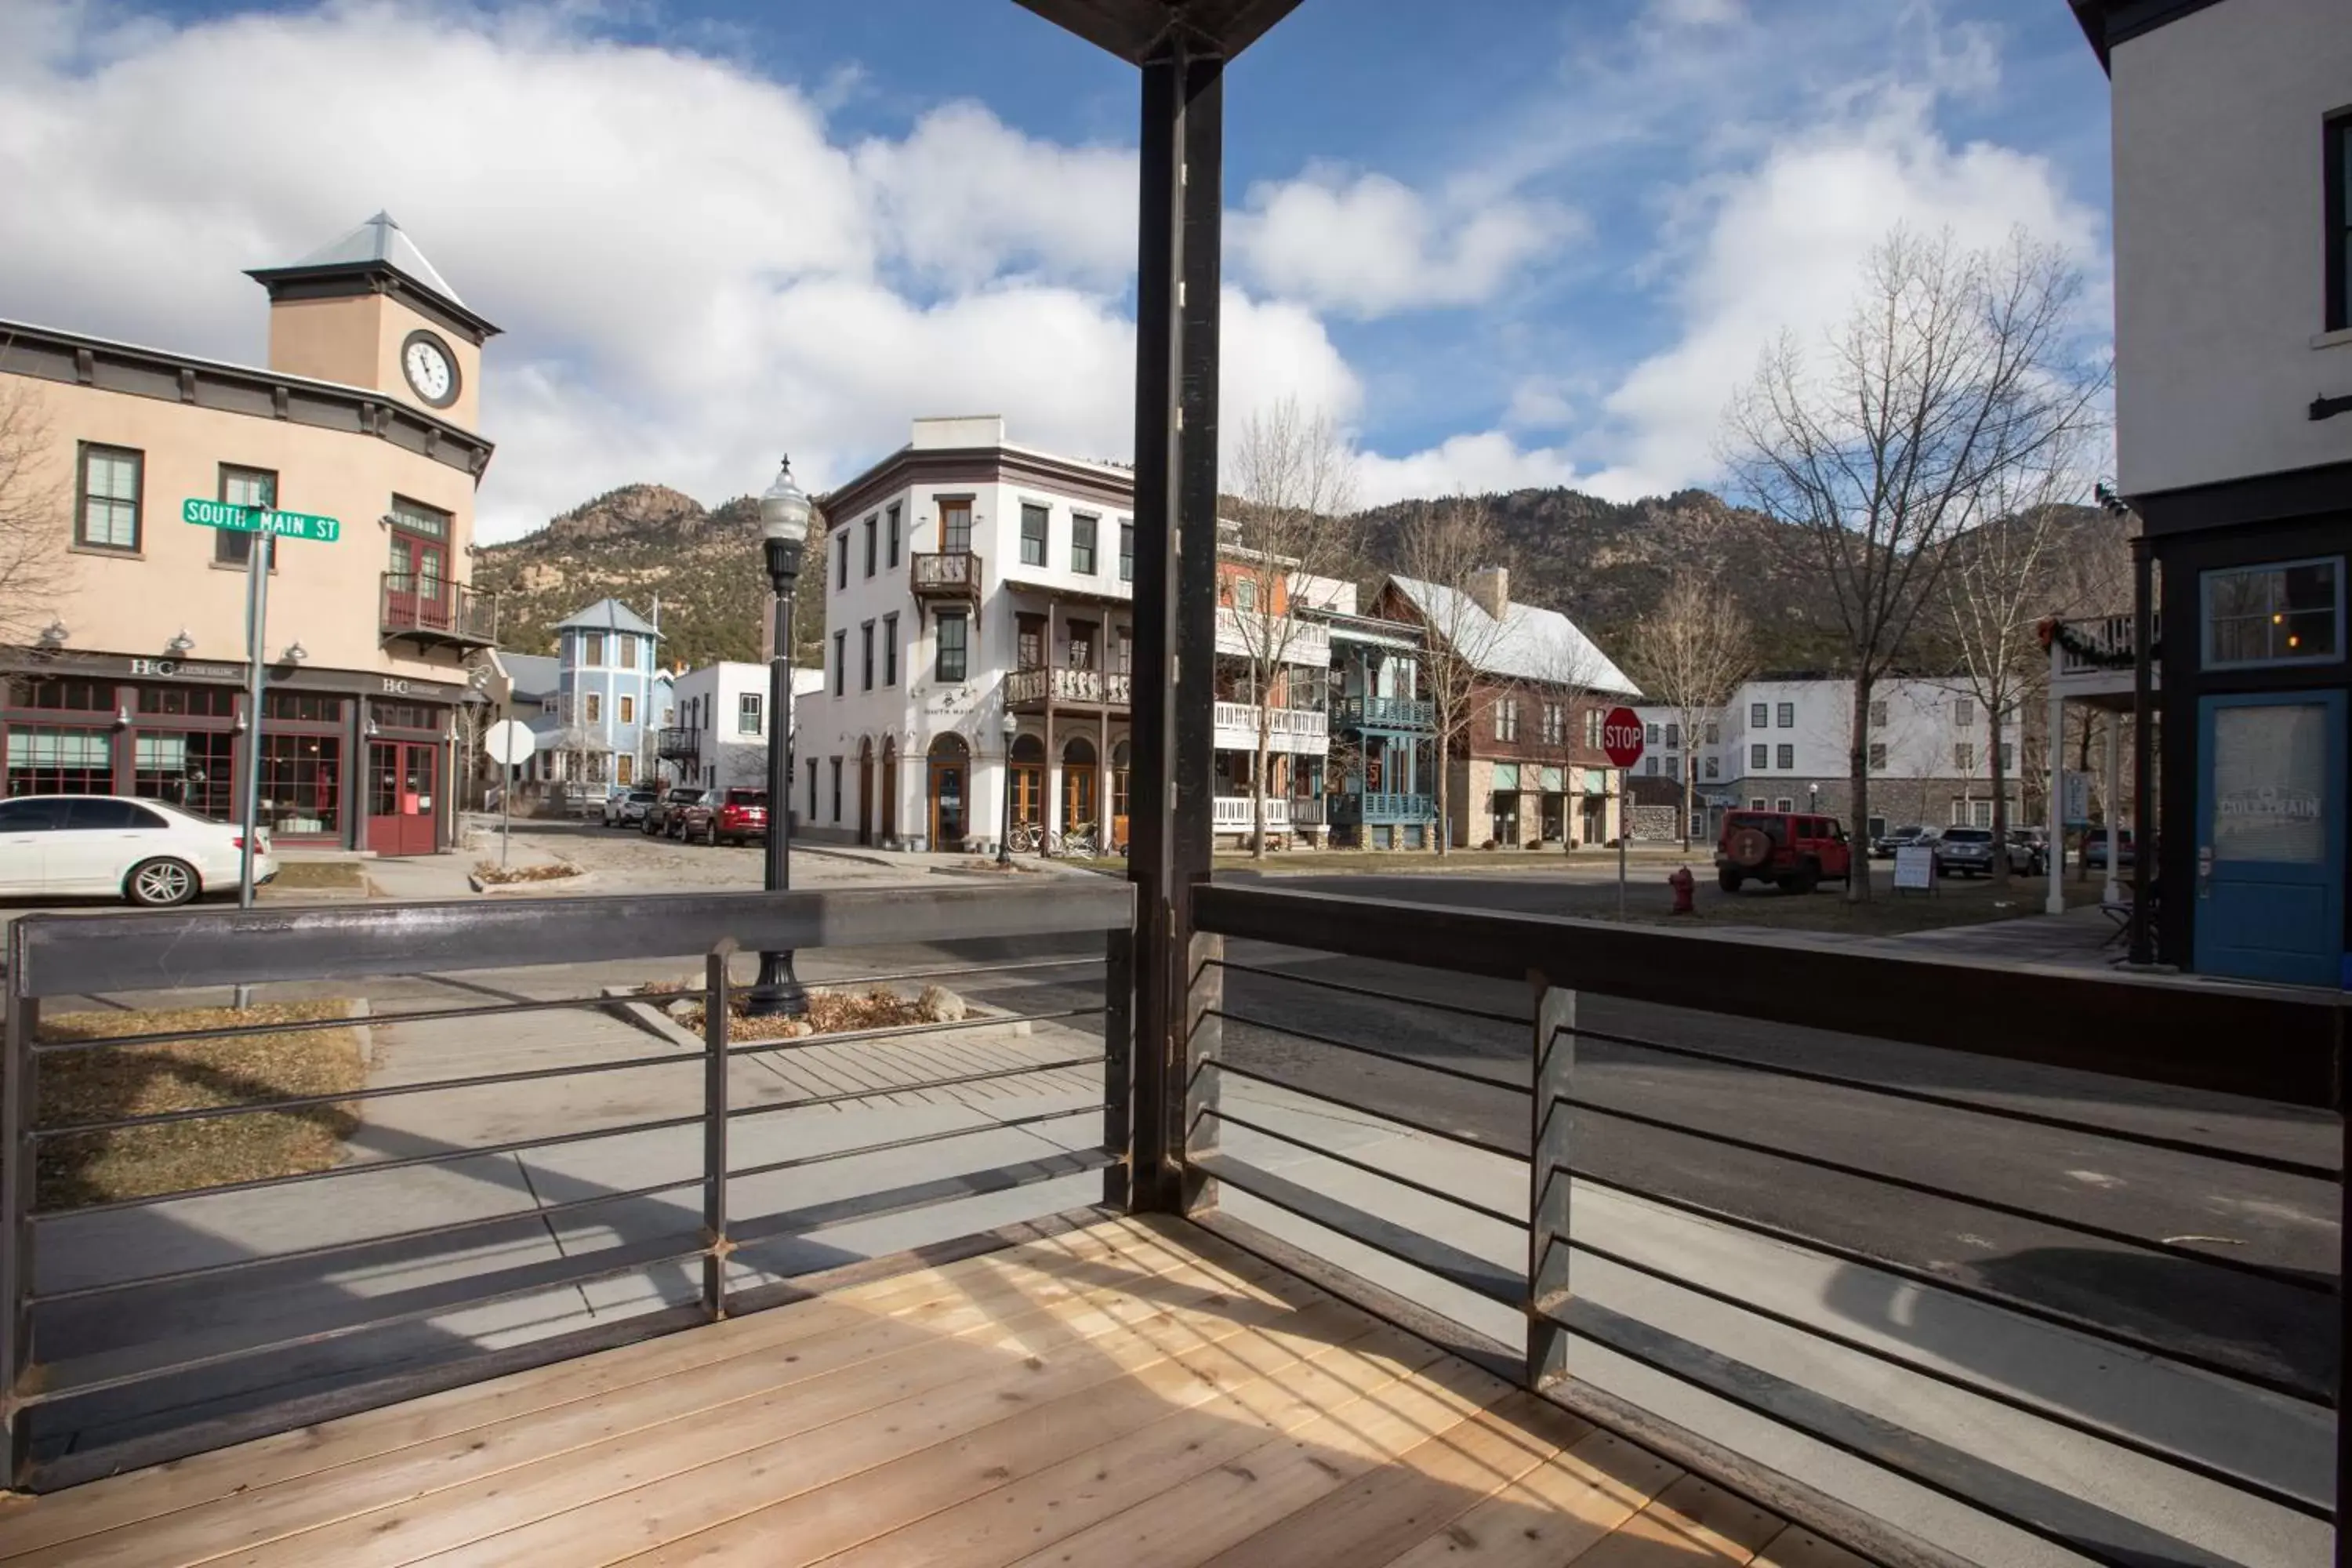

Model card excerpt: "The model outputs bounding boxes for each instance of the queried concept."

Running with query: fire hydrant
[1667,864,1697,916]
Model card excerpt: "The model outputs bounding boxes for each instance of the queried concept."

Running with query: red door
[368,741,439,856]
[387,528,451,634]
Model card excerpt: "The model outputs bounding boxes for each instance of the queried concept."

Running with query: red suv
[1715,810,1853,895]
[681,787,769,848]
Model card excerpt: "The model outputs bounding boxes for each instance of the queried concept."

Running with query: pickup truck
[681,787,769,847]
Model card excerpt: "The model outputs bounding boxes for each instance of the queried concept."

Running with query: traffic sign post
[1601,706,1646,919]
[483,721,539,866]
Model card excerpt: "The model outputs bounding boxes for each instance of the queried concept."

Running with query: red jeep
[1715,810,1853,895]
[682,787,769,848]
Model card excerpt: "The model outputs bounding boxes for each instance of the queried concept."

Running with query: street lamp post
[746,457,811,1018]
[998,710,1019,866]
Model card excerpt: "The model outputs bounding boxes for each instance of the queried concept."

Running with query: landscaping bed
[470,859,587,892]
[638,982,963,1044]
[36,1001,365,1210]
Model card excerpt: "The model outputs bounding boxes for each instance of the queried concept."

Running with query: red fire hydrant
[1667,864,1696,916]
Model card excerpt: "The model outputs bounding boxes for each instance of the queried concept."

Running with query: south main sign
[181,498,343,543]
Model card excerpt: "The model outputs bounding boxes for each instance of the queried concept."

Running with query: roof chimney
[1468,566,1508,619]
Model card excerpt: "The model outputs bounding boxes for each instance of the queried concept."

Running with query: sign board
[2060,770,2091,829]
[1600,706,1646,770]
[182,498,343,543]
[1893,844,1938,892]
[484,720,539,767]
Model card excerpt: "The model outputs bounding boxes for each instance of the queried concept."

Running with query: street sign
[1600,706,1646,770]
[181,498,343,543]
[484,720,539,766]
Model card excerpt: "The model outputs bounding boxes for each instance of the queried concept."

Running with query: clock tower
[247,212,500,432]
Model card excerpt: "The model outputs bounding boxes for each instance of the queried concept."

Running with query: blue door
[2194,691,2346,985]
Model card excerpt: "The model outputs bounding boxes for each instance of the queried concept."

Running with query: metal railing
[1330,789,1434,822]
[655,725,699,760]
[379,574,496,646]
[910,550,982,595]
[1210,795,1324,830]
[1,881,1134,1490]
[1214,608,1331,666]
[1180,883,2347,1568]
[1005,666,1134,706]
[1338,694,1436,730]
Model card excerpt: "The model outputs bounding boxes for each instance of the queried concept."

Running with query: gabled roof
[554,598,661,637]
[281,211,465,303]
[1387,576,1642,699]
[499,652,560,698]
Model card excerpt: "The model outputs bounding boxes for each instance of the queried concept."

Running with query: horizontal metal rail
[1209,958,1530,1029]
[1564,1094,2332,1297]
[729,1149,1116,1247]
[1207,1006,1527,1094]
[1197,1057,1523,1162]
[727,1105,1107,1185]
[798,953,1109,991]
[727,1005,1108,1060]
[726,1054,1109,1122]
[1196,1104,1526,1230]
[30,991,630,1056]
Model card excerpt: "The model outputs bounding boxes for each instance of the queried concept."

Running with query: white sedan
[0,795,276,906]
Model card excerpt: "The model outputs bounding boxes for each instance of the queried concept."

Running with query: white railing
[1005,666,1135,706]
[2049,612,2161,697]
[1212,702,1330,754]
[1215,608,1331,667]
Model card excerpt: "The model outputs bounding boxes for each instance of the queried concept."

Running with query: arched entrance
[1011,734,1045,842]
[1062,735,1098,840]
[856,738,875,846]
[927,734,970,849]
[880,738,898,844]
[1111,738,1131,851]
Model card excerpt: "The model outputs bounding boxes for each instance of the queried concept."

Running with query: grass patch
[1630,873,2111,935]
[267,860,365,891]
[473,860,582,886]
[37,1002,364,1210]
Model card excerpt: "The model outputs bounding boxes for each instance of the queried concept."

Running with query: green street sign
[181,499,342,543]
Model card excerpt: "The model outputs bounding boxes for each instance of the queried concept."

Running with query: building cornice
[245,262,503,346]
[2068,0,2232,72]
[820,444,1136,524]
[0,319,495,481]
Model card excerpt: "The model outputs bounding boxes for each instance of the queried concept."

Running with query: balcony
[1212,701,1327,756]
[1214,607,1330,666]
[2046,611,2160,707]
[1210,793,1324,831]
[655,726,700,762]
[1338,694,1435,731]
[911,550,982,601]
[1005,665,1134,709]
[379,574,495,649]
[1328,789,1435,824]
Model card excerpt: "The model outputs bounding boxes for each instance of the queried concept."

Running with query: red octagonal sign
[1601,706,1646,769]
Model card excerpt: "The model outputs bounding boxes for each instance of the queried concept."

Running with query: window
[1868,700,1889,728]
[76,444,143,551]
[860,620,875,691]
[387,495,448,597]
[1998,742,2015,770]
[6,728,111,796]
[739,693,762,735]
[1645,723,1659,744]
[835,532,849,590]
[832,630,846,696]
[1952,697,1976,727]
[807,757,818,821]
[1776,744,1794,769]
[213,465,278,567]
[1750,743,1768,769]
[138,685,235,717]
[1704,720,1719,745]
[1664,723,1680,749]
[1776,702,1795,728]
[2328,111,2350,332]
[617,754,633,785]
[1070,513,1098,575]
[1232,578,1257,612]
[1019,503,1048,567]
[883,614,899,684]
[1067,620,1096,671]
[1541,705,1564,745]
[584,693,601,724]
[1585,710,1602,749]
[863,515,877,578]
[11,676,110,710]
[886,503,902,568]
[615,636,637,671]
[936,612,969,683]
[1643,757,1659,777]
[2205,558,2343,666]
[941,499,973,554]
[1703,757,1719,779]
[830,757,843,822]
[583,633,605,666]
[1120,520,1135,582]
[1955,742,1975,771]
[619,695,634,725]
[1017,615,1045,671]
[1750,702,1767,728]
[258,732,342,835]
[1867,742,1887,771]
[1750,798,1767,811]
[1493,697,1519,742]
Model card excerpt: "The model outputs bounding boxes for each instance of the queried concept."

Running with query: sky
[0,0,2117,543]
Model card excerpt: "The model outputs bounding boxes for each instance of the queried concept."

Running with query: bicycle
[1057,822,1102,857]
[1010,820,1046,854]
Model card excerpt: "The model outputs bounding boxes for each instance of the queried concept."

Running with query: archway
[1011,734,1045,842]
[1062,735,1098,840]
[880,738,898,844]
[856,738,875,847]
[927,733,970,849]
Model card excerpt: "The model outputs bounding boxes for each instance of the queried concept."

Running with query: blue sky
[0,1,2116,539]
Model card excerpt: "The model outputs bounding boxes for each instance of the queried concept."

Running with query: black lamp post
[746,457,811,1018]
[998,710,1019,867]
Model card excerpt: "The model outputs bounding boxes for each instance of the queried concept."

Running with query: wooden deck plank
[1371,1429,1684,1568]
[1566,1475,1787,1566]
[1748,1528,1878,1568]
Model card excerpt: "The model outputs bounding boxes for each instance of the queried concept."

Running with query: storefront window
[138,685,238,717]
[9,677,112,712]
[6,728,111,795]
[373,702,437,731]
[259,733,341,836]
[135,731,235,818]
[266,691,343,724]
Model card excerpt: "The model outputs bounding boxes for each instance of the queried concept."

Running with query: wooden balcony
[1006,665,1133,710]
[2045,612,2161,708]
[1211,702,1327,755]
[912,550,983,601]
[379,574,495,650]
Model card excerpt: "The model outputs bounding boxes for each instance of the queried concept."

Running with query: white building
[659,663,825,799]
[1636,677,2024,838]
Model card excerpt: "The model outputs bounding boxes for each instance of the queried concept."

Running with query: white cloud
[1354,432,1592,508]
[1229,166,1575,319]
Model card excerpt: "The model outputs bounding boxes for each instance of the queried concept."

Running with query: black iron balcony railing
[910,550,982,597]
[379,574,496,648]
[655,726,699,760]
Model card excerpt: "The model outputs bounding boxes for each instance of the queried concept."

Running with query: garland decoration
[2035,616,2149,670]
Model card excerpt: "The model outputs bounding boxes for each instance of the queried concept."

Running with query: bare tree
[0,373,70,641]
[1723,226,2107,899]
[1226,398,1356,858]
[1624,572,1755,850]
[1393,495,1511,856]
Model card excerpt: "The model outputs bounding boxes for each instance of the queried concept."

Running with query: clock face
[401,332,458,407]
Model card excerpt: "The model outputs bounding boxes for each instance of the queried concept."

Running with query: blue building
[539,599,671,790]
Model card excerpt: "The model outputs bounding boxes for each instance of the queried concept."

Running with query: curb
[466,868,595,895]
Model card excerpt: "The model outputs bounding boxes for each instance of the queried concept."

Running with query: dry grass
[268,860,366,890]
[37,1001,364,1210]
[664,986,932,1044]
[473,860,583,885]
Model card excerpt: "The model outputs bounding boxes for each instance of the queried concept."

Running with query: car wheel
[1786,861,1820,895]
[125,857,200,908]
[1717,869,1742,893]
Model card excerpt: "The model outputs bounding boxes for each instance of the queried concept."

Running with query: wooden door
[856,740,875,846]
[367,741,439,856]
[387,528,451,633]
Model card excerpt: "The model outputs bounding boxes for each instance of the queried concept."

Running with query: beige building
[0,212,500,855]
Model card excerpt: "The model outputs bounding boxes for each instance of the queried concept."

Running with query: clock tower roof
[247,212,501,345]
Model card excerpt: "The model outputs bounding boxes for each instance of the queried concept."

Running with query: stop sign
[1600,706,1645,769]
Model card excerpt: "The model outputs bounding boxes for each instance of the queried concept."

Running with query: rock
[916,985,966,1024]
[786,1021,815,1038]
[665,998,698,1021]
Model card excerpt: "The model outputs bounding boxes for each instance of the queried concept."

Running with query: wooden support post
[702,940,735,1321]
[1182,932,1224,1214]
[2,925,37,1488]
[1101,927,1134,1210]
[1526,971,1574,1392]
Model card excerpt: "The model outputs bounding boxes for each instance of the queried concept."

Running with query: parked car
[0,794,274,906]
[2083,829,2140,870]
[1870,824,1938,859]
[681,787,769,847]
[1714,810,1853,894]
[604,788,659,827]
[641,787,705,838]
[2005,827,2049,876]
[1933,825,1999,877]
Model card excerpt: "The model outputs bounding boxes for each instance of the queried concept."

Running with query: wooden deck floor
[0,1215,1869,1568]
